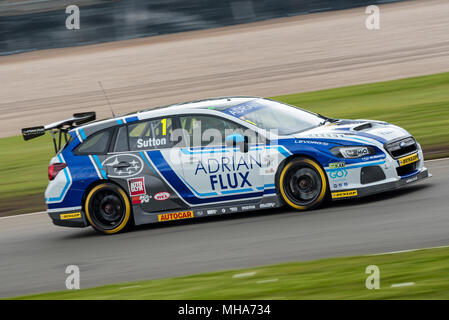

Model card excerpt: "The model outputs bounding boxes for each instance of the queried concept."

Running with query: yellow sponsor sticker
[331,190,358,199]
[60,212,82,220]
[158,210,194,222]
[398,153,419,167]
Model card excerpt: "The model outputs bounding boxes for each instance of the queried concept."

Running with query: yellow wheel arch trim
[279,158,327,210]
[84,184,131,234]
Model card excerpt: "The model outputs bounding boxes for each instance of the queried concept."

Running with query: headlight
[331,146,375,159]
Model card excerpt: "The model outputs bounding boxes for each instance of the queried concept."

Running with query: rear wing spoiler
[22,112,96,153]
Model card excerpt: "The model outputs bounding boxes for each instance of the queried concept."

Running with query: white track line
[257,279,279,284]
[232,272,257,278]
[119,285,142,290]
[391,282,415,288]
[367,244,449,256]
[0,211,46,220]
[424,157,449,162]
[3,157,449,220]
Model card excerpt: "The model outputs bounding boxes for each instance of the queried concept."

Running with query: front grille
[396,162,418,177]
[384,137,418,159]
[360,166,386,184]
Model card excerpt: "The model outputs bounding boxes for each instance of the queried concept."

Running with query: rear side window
[113,126,129,152]
[75,129,112,154]
[128,117,174,150]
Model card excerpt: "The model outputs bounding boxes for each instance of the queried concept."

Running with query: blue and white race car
[22,97,430,234]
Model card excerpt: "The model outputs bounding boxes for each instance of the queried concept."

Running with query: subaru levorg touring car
[22,97,430,234]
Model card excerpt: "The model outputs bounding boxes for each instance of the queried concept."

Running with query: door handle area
[113,161,131,169]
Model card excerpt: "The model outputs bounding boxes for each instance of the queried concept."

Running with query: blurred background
[1,0,449,300]
[0,0,404,55]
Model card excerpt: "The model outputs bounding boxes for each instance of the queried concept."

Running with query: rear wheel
[84,183,132,234]
[278,157,328,210]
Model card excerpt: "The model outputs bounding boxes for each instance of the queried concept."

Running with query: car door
[176,114,265,206]
[104,117,185,215]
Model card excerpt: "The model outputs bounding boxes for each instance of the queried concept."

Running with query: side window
[75,129,112,154]
[180,115,247,147]
[113,126,129,152]
[128,117,173,151]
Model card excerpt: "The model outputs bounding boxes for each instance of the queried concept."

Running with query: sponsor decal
[294,139,329,146]
[332,182,349,189]
[137,137,167,149]
[132,194,151,205]
[127,177,146,197]
[259,202,275,209]
[207,209,217,215]
[331,190,358,199]
[241,205,256,211]
[223,102,264,117]
[405,176,418,184]
[329,162,345,169]
[362,154,386,161]
[398,153,419,167]
[377,130,395,136]
[329,169,348,179]
[196,210,204,216]
[193,154,262,192]
[261,154,277,175]
[229,207,238,213]
[154,192,170,201]
[158,211,194,222]
[60,212,81,220]
[103,154,144,178]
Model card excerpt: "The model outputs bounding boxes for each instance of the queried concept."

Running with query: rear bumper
[47,209,89,228]
[331,168,430,200]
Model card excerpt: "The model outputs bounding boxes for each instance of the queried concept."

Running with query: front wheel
[277,157,328,210]
[84,183,132,234]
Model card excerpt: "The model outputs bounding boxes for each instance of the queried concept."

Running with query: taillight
[48,163,67,180]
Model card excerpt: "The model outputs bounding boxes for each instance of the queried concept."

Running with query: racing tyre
[278,157,328,210]
[84,183,132,234]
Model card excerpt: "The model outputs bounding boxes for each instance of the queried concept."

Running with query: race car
[22,97,430,234]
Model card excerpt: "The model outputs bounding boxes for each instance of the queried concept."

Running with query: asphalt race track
[0,159,448,297]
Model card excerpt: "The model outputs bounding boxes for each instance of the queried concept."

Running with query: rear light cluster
[48,163,67,180]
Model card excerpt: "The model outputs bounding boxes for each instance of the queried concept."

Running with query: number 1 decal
[161,118,167,136]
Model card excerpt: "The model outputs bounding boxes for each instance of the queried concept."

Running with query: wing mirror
[225,133,249,153]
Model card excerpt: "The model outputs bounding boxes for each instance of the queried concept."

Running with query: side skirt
[132,195,282,225]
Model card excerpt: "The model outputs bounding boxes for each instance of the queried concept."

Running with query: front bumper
[331,168,431,200]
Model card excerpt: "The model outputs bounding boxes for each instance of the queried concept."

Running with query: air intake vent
[361,166,386,184]
[353,123,372,131]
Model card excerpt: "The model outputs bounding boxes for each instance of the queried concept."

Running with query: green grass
[9,246,449,300]
[1,72,449,216]
[273,72,449,149]
[0,135,54,215]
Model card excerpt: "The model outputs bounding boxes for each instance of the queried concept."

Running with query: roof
[71,96,262,137]
[136,96,260,115]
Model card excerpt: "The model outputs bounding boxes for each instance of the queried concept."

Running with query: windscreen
[220,99,323,135]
